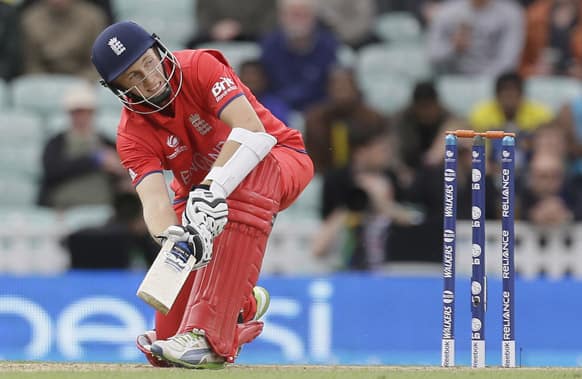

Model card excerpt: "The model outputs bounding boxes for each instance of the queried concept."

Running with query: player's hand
[183,186,228,238]
[157,225,214,271]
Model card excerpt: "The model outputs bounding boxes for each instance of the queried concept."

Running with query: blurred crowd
[1,0,582,272]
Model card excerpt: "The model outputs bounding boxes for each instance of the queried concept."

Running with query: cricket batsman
[90,21,314,368]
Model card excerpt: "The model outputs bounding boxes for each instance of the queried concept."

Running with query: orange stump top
[445,129,516,139]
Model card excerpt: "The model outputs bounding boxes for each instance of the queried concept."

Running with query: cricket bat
[136,239,195,314]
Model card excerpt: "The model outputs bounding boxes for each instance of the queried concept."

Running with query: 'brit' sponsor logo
[212,76,237,102]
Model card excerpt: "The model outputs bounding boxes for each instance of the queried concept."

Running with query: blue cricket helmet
[91,21,183,114]
[91,21,156,84]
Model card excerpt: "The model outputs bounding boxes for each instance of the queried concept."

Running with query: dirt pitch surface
[1,362,582,379]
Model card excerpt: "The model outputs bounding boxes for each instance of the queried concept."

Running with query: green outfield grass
[2,363,582,379]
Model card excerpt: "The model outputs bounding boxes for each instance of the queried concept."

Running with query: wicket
[441,130,516,368]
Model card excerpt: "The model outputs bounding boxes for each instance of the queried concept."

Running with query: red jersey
[116,49,306,201]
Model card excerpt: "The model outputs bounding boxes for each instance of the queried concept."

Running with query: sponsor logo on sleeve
[211,76,237,102]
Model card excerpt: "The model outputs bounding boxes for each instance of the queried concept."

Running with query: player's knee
[227,189,279,234]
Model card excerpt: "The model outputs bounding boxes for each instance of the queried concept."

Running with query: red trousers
[155,147,313,359]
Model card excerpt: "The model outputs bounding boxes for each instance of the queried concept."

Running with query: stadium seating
[197,41,261,72]
[0,175,38,207]
[0,111,44,178]
[0,145,42,179]
[0,79,8,109]
[0,206,69,274]
[374,12,423,44]
[337,44,357,67]
[62,204,114,233]
[96,112,122,141]
[125,16,194,51]
[265,218,582,277]
[436,75,494,117]
[0,111,44,145]
[112,0,194,25]
[95,83,123,114]
[525,76,582,112]
[360,75,413,115]
[452,221,582,280]
[11,74,85,118]
[45,113,68,137]
[357,43,431,84]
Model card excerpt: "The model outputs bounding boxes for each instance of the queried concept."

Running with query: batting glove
[183,186,228,238]
[156,224,214,271]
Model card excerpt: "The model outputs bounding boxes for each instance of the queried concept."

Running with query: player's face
[115,48,169,102]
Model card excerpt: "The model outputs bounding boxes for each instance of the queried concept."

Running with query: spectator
[470,72,553,132]
[20,0,107,80]
[260,0,338,111]
[37,82,126,209]
[19,0,115,24]
[0,1,22,81]
[312,126,422,270]
[520,0,582,78]
[316,0,379,49]
[520,151,582,226]
[469,71,553,164]
[239,60,291,125]
[304,66,387,174]
[519,0,537,7]
[392,81,458,176]
[65,191,159,269]
[554,94,582,175]
[186,0,276,48]
[529,122,569,160]
[427,0,524,77]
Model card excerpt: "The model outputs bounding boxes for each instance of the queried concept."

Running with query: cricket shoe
[136,330,174,368]
[239,286,271,323]
[251,286,270,321]
[150,330,225,369]
[235,286,270,360]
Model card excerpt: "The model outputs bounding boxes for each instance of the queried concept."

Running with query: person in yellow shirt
[470,71,553,134]
[469,71,553,167]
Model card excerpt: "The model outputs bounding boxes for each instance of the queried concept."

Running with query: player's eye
[144,58,154,70]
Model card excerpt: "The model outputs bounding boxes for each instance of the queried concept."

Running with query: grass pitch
[1,363,582,379]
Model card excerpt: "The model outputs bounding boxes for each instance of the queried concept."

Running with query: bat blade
[136,239,195,314]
